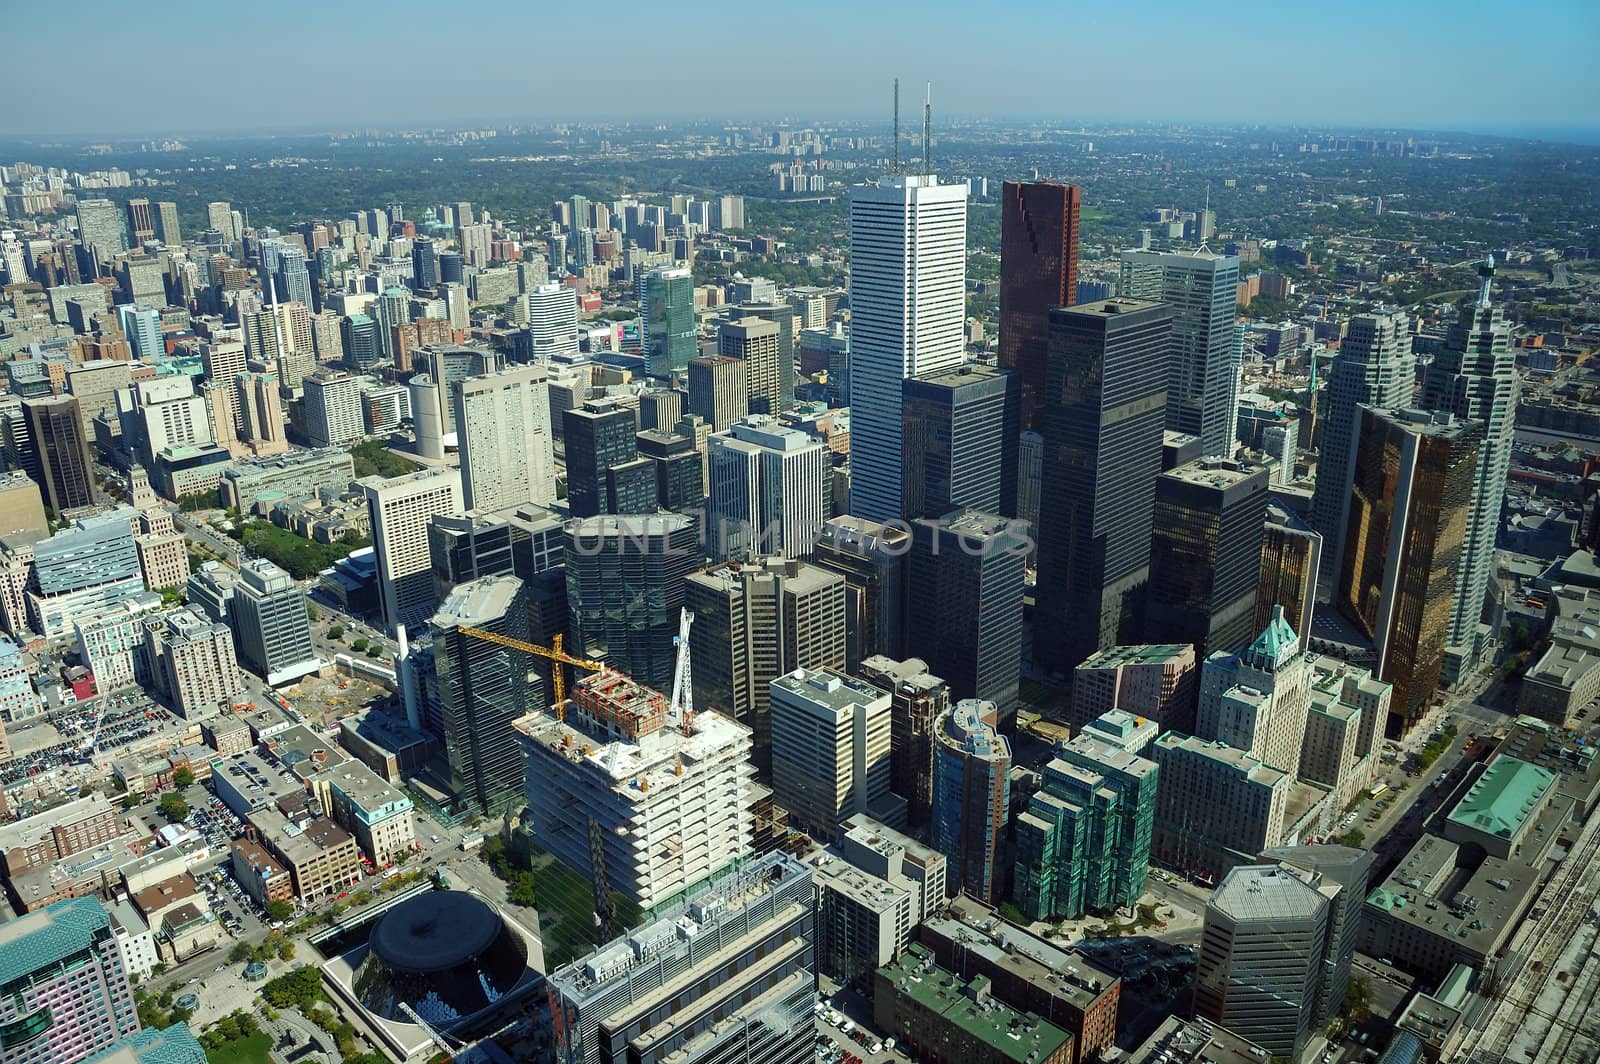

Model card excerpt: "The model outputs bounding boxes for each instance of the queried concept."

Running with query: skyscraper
[0,896,141,1062]
[811,517,909,672]
[999,180,1081,430]
[206,200,235,241]
[644,265,696,378]
[124,198,155,244]
[1338,407,1481,736]
[705,416,829,562]
[76,198,125,265]
[1195,606,1312,776]
[847,175,967,523]
[363,467,464,634]
[154,201,181,245]
[1193,864,1336,1060]
[1254,497,1322,645]
[275,247,313,308]
[906,510,1028,717]
[770,666,899,840]
[1144,457,1270,658]
[1034,299,1173,675]
[231,557,318,685]
[686,558,846,774]
[931,699,1011,904]
[687,355,747,432]
[237,372,287,457]
[562,400,641,518]
[525,282,580,360]
[718,317,782,414]
[411,237,438,289]
[22,396,95,514]
[455,365,555,512]
[341,313,381,371]
[1259,844,1372,1028]
[302,369,364,447]
[432,574,537,814]
[564,514,698,691]
[901,364,1021,520]
[735,302,800,413]
[116,304,163,361]
[1117,250,1241,456]
[858,655,950,829]
[1421,265,1516,680]
[1309,310,1415,601]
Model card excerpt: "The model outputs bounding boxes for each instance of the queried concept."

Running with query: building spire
[1477,253,1496,309]
[923,82,932,175]
[892,78,900,176]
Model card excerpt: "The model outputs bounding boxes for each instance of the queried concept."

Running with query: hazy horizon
[8,0,1597,144]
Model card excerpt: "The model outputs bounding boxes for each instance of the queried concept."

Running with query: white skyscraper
[770,666,897,842]
[1421,259,1516,679]
[1308,310,1415,601]
[525,282,581,360]
[454,365,556,512]
[1118,249,1242,456]
[847,175,967,523]
[706,415,830,562]
[362,467,463,634]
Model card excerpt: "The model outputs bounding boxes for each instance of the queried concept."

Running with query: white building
[706,415,829,562]
[75,594,164,694]
[454,365,555,512]
[513,675,754,911]
[847,175,967,523]
[769,666,897,843]
[525,282,580,361]
[1195,606,1311,776]
[362,468,464,634]
[303,370,364,448]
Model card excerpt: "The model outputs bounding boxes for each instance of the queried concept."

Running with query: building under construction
[513,671,755,915]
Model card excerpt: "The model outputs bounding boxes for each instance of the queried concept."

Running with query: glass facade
[998,180,1081,431]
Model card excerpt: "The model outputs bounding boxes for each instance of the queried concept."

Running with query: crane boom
[669,608,694,735]
[456,626,606,714]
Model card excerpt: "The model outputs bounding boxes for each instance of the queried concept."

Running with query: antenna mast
[892,78,900,175]
[923,82,932,175]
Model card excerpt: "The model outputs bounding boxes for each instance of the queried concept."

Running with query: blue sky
[8,0,1598,140]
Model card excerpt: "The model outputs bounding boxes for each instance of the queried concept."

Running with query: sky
[8,0,1599,141]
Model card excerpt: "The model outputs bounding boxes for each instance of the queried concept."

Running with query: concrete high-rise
[515,672,756,912]
[906,510,1027,718]
[1070,644,1200,733]
[231,558,318,685]
[564,514,698,691]
[858,656,949,830]
[771,666,900,841]
[706,415,829,562]
[154,201,181,245]
[734,302,800,413]
[144,607,243,720]
[0,896,141,1063]
[363,468,464,634]
[433,574,537,814]
[1193,863,1335,1060]
[1118,250,1241,456]
[544,853,811,1064]
[1259,844,1373,1028]
[686,558,846,774]
[999,180,1081,430]
[22,396,94,514]
[1338,407,1481,736]
[524,282,580,361]
[76,198,125,265]
[1309,310,1415,601]
[1034,299,1173,675]
[455,365,555,512]
[811,517,909,672]
[644,266,696,378]
[931,699,1011,904]
[237,372,287,457]
[1144,457,1270,658]
[847,175,967,523]
[718,317,782,415]
[687,354,747,432]
[901,364,1020,519]
[302,369,363,448]
[1421,270,1516,681]
[125,198,155,244]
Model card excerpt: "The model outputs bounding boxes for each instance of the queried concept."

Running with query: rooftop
[920,896,1117,1009]
[82,1023,207,1064]
[1210,865,1328,922]
[0,792,117,853]
[513,703,751,791]
[878,944,1073,1064]
[1125,1015,1271,1064]
[1446,756,1556,840]
[1076,644,1194,670]
[0,895,112,987]
[772,667,888,715]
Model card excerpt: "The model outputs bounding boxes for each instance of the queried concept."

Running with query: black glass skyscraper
[901,365,1021,520]
[1034,299,1173,675]
[562,401,640,518]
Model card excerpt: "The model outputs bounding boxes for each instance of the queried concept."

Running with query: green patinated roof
[1243,604,1299,669]
[0,895,110,989]
[83,1023,207,1064]
[1446,757,1555,840]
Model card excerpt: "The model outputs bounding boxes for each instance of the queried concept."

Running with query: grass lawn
[204,1032,273,1064]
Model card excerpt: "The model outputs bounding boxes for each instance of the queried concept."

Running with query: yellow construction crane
[456,627,605,717]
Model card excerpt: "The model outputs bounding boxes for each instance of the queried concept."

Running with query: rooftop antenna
[1196,182,1213,255]
[923,82,932,175]
[892,78,900,175]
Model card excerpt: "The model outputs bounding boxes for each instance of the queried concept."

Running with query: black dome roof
[352,890,530,1030]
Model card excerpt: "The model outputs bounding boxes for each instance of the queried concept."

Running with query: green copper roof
[0,896,111,990]
[1446,757,1555,840]
[1243,604,1299,670]
[84,1023,207,1064]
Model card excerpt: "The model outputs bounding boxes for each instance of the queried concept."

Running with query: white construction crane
[669,607,694,735]
[395,1001,466,1057]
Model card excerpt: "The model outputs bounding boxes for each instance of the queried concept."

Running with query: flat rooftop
[920,895,1117,1009]
[878,944,1073,1064]
[1076,644,1193,670]
[513,705,750,790]
[1210,865,1326,922]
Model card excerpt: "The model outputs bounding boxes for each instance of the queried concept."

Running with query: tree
[157,793,189,822]
[122,793,142,810]
[1338,828,1366,848]
[172,766,195,788]
[78,785,94,798]
[261,967,324,1012]
[228,941,252,964]
[327,625,344,641]
[266,899,295,922]
[306,603,320,622]
[351,638,368,653]
[157,586,184,607]
[508,871,537,907]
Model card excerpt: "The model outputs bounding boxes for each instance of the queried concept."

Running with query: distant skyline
[7,0,1598,142]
